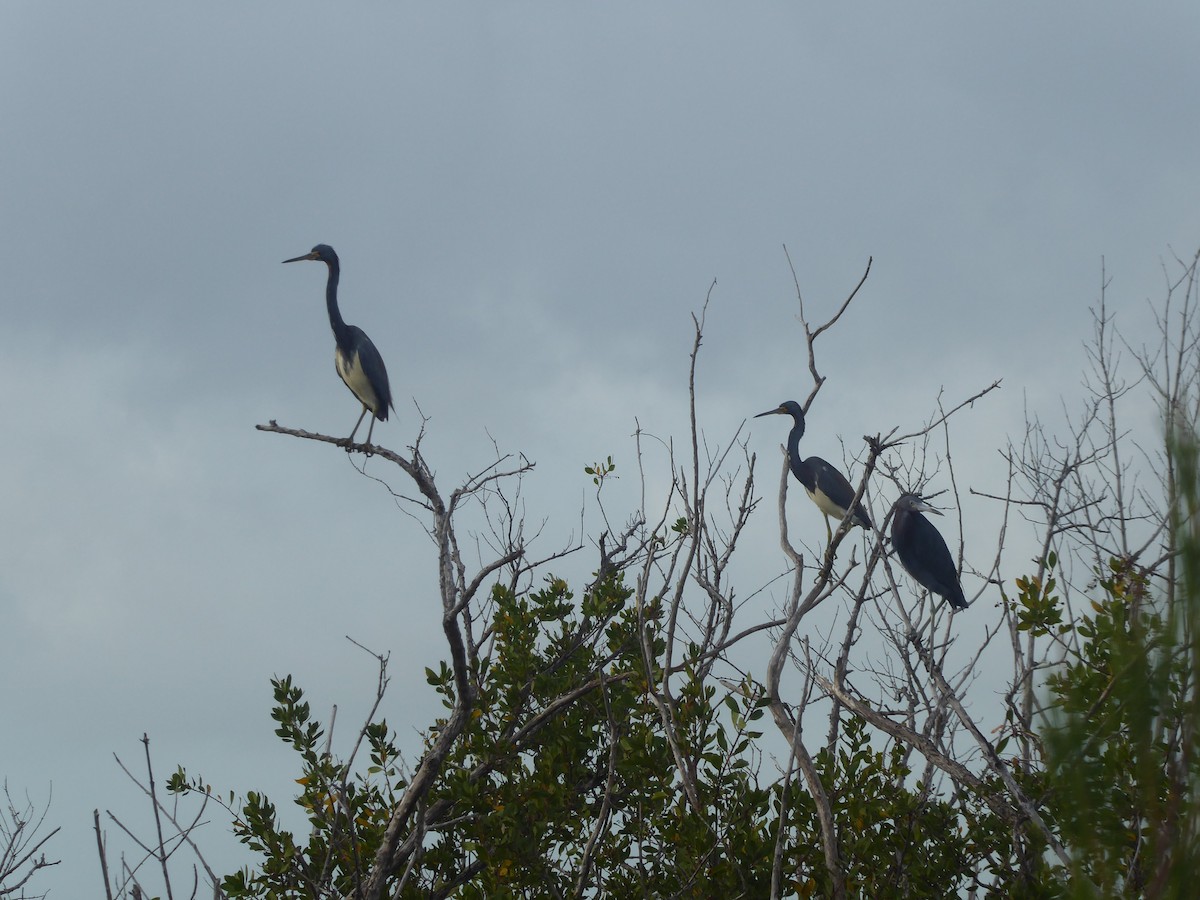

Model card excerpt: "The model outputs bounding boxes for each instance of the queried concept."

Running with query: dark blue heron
[890,494,968,610]
[755,400,872,541]
[283,244,394,447]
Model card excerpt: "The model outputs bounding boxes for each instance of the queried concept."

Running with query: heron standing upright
[756,400,872,542]
[283,244,394,447]
[890,494,968,610]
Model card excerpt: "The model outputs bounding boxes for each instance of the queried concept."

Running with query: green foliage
[1007,552,1068,637]
[412,575,775,897]
[583,455,616,487]
[779,715,974,898]
[177,571,1037,897]
[1040,435,1200,898]
[170,674,403,898]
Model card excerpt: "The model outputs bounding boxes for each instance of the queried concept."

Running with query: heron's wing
[346,326,393,419]
[806,457,872,528]
[902,514,968,609]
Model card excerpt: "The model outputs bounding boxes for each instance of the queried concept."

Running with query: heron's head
[895,494,942,516]
[754,400,804,421]
[283,244,338,265]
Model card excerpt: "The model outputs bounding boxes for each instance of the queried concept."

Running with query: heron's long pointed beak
[755,407,785,418]
[913,499,944,516]
[282,251,317,264]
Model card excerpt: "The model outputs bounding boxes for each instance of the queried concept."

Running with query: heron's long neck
[787,418,812,488]
[324,261,349,343]
[787,419,804,462]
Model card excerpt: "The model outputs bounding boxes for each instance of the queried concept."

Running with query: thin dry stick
[110,744,225,896]
[782,247,872,411]
[0,785,60,899]
[142,735,173,900]
[94,810,114,900]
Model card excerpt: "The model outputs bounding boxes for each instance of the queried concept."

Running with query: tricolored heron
[890,494,968,610]
[755,400,872,542]
[283,244,394,447]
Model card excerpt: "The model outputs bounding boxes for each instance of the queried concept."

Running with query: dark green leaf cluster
[178,571,1049,898]
[170,674,403,898]
[414,575,776,897]
[583,455,616,487]
[1039,437,1200,898]
[1008,552,1067,637]
[776,716,973,897]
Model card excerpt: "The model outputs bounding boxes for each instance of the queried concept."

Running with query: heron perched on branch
[283,244,394,447]
[756,400,872,542]
[890,494,968,610]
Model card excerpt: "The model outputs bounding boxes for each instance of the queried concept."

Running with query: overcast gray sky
[3,2,1198,894]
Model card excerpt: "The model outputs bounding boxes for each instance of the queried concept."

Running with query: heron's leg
[824,515,833,547]
[347,406,369,446]
[365,413,377,448]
